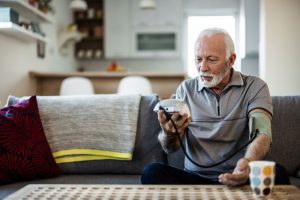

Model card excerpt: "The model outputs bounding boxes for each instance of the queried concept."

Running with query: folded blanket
[36,94,141,164]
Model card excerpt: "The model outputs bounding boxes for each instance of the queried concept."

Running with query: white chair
[59,77,95,95]
[117,76,153,95]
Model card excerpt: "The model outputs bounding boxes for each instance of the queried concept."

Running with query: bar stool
[59,77,95,95]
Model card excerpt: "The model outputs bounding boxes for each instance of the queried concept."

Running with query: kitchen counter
[30,71,187,99]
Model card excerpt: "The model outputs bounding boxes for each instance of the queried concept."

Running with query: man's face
[194,34,234,89]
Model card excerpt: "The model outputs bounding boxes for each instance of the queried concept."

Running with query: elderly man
[141,28,290,186]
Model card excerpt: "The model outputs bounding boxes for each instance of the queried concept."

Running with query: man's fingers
[158,112,192,134]
[219,173,248,186]
[158,111,177,133]
[158,111,172,126]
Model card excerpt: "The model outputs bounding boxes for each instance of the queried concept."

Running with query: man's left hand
[218,158,250,186]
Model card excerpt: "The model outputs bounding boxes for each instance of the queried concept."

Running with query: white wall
[240,0,259,76]
[184,0,239,10]
[83,0,240,73]
[3,0,298,105]
[0,0,76,105]
[260,0,300,95]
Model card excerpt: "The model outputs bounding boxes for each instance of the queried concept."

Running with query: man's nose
[199,60,209,72]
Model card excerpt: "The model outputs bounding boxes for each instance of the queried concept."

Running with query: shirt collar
[197,69,244,92]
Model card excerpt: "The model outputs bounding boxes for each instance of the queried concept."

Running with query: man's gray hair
[196,28,235,59]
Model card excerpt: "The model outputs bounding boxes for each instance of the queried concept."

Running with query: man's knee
[141,162,167,184]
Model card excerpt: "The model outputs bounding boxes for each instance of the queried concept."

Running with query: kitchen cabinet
[74,0,104,59]
[105,0,182,58]
[130,26,181,58]
[131,0,182,27]
[105,0,130,58]
[0,0,54,43]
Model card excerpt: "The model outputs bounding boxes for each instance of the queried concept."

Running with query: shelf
[81,37,103,41]
[74,0,104,59]
[76,18,103,23]
[58,31,82,54]
[29,70,187,79]
[0,0,54,23]
[0,22,48,43]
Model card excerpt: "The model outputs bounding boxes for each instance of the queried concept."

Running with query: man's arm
[158,131,181,153]
[244,132,271,161]
[244,108,272,160]
[157,111,192,153]
[219,108,272,186]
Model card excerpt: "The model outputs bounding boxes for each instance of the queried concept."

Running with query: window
[187,16,236,78]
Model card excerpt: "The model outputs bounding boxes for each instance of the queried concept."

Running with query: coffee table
[4,184,300,200]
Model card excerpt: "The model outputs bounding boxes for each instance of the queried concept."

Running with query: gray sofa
[0,95,299,199]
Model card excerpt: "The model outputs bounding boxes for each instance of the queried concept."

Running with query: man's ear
[228,53,236,67]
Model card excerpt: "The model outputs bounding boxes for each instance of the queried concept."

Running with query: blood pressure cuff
[248,111,272,142]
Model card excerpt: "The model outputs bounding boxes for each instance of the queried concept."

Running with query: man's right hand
[157,111,192,136]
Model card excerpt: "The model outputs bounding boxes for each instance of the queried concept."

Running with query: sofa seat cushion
[290,176,300,188]
[0,96,60,185]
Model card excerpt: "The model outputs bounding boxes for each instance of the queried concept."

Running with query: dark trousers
[141,162,290,185]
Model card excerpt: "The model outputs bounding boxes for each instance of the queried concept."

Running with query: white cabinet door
[131,0,156,27]
[105,0,182,58]
[105,0,131,58]
[155,0,182,27]
[131,0,182,27]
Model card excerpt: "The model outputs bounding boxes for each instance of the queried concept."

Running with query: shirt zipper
[216,95,220,116]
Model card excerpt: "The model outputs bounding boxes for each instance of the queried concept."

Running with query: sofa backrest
[7,94,166,175]
[266,96,300,175]
[56,95,166,174]
[167,96,300,176]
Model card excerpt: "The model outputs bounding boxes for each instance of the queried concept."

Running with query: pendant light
[70,0,87,11]
[139,0,156,9]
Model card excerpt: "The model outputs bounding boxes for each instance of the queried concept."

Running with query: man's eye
[208,58,217,63]
[196,58,202,63]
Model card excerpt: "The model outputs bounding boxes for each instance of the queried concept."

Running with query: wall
[3,0,296,104]
[184,0,238,10]
[240,0,259,76]
[82,0,185,73]
[82,0,240,73]
[0,0,76,106]
[260,0,300,95]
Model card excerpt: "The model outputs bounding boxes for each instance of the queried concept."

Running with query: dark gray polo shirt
[176,69,273,181]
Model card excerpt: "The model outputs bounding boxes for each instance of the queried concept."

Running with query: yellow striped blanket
[36,94,141,164]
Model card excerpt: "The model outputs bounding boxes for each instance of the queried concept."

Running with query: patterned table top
[4,184,300,200]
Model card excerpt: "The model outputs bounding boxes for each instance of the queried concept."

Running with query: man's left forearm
[244,134,271,161]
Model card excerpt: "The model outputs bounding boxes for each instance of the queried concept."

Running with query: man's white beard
[199,65,231,88]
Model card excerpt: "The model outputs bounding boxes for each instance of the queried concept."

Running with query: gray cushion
[265,96,300,175]
[290,176,300,188]
[58,95,166,174]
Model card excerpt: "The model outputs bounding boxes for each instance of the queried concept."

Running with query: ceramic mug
[249,161,276,197]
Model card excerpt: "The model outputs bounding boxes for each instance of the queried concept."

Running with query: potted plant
[28,0,37,7]
[36,0,54,14]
